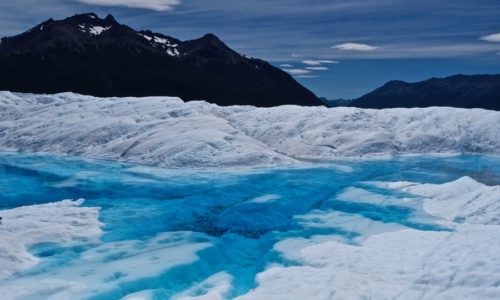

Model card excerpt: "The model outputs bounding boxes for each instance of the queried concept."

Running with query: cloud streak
[302,60,338,66]
[332,43,378,51]
[480,33,500,43]
[283,68,311,75]
[306,66,329,70]
[73,0,181,11]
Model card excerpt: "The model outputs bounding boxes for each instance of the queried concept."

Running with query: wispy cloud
[332,43,378,51]
[295,75,318,78]
[480,33,500,43]
[302,60,338,66]
[283,68,311,75]
[280,63,294,67]
[306,66,329,71]
[73,0,181,11]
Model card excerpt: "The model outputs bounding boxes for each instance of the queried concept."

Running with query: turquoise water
[2,153,500,299]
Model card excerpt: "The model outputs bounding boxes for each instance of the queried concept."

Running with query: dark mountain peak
[0,13,321,107]
[385,79,408,85]
[61,12,120,29]
[41,17,55,25]
[201,33,221,42]
[180,32,241,65]
[104,14,117,23]
[189,33,229,49]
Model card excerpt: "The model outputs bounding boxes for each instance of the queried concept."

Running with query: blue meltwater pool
[1,153,500,299]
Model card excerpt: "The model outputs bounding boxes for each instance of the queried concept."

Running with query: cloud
[480,33,500,43]
[280,64,294,67]
[295,75,318,78]
[332,43,378,51]
[283,68,311,75]
[306,66,329,70]
[73,0,181,11]
[302,60,338,65]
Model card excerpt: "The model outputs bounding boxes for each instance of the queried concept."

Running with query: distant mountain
[319,97,353,107]
[349,74,500,110]
[0,13,321,107]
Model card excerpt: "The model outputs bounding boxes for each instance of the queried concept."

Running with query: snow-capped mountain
[0,13,321,107]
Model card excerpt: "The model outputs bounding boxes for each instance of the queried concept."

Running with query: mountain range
[324,74,500,110]
[0,13,321,107]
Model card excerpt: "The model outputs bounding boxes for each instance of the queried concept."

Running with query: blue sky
[1,0,500,99]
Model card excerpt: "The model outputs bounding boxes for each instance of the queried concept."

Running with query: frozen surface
[239,177,500,300]
[1,154,500,299]
[1,91,500,167]
[371,177,500,225]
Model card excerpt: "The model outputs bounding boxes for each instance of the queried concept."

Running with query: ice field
[1,153,500,299]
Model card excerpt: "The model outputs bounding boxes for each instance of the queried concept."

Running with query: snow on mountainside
[1,91,500,167]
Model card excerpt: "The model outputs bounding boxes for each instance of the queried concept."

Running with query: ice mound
[0,199,102,280]
[238,225,500,300]
[372,176,500,225]
[238,178,500,300]
[1,91,500,167]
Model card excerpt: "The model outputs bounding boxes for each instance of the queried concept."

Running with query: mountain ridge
[0,13,322,107]
[347,74,500,110]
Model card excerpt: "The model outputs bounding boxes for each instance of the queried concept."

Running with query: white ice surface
[1,91,500,167]
[237,177,500,300]
[372,176,500,225]
[0,230,213,299]
[0,199,102,280]
[172,272,233,300]
[0,199,212,299]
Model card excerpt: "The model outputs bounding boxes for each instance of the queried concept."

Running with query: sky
[1,0,500,99]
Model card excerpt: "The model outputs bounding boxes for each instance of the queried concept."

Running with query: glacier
[1,91,500,167]
[1,91,500,299]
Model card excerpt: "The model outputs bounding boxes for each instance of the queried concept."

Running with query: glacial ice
[1,91,500,167]
[0,199,102,280]
[371,176,500,225]
[1,90,500,299]
[238,177,500,300]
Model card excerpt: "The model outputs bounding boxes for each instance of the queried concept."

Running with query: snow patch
[89,25,112,36]
[139,33,153,41]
